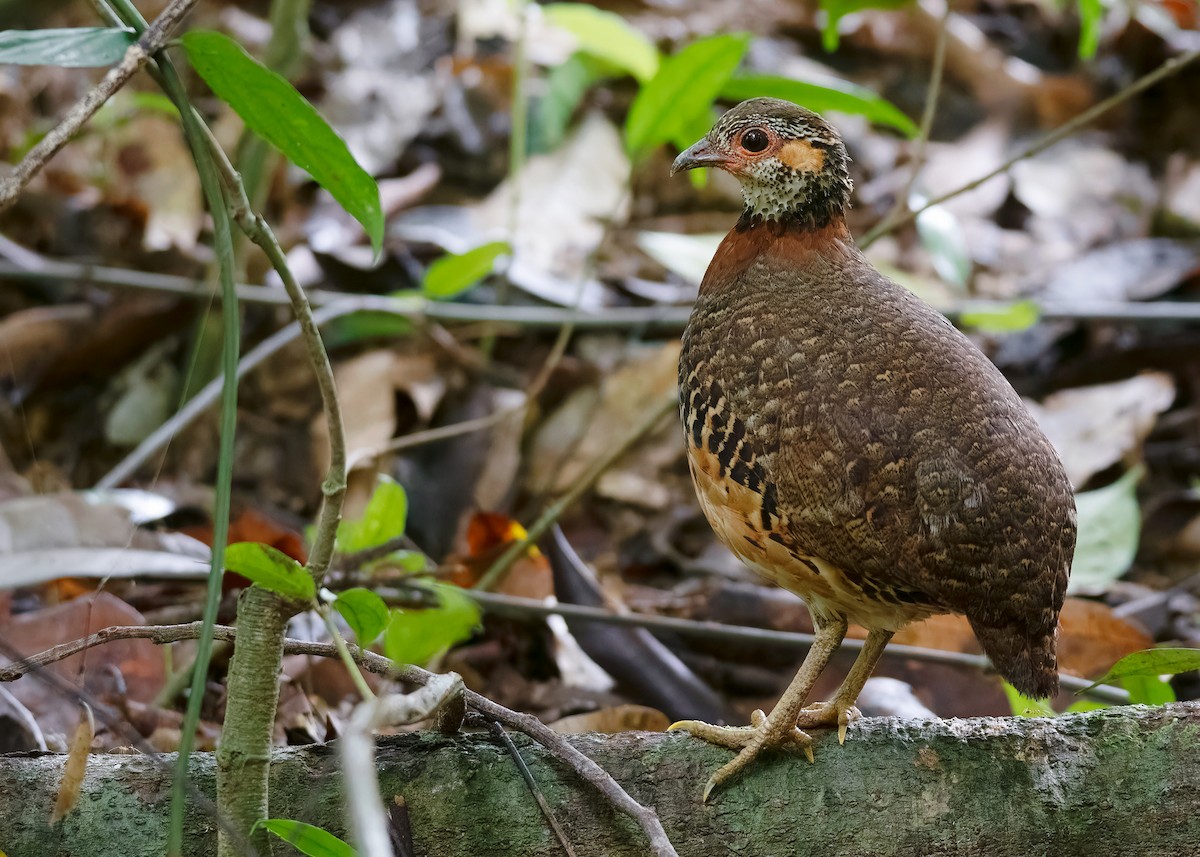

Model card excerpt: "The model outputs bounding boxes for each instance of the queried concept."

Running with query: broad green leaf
[392,550,430,573]
[1068,466,1142,594]
[1077,0,1103,59]
[322,311,414,348]
[532,53,607,153]
[0,28,135,67]
[385,584,482,666]
[336,476,408,553]
[181,30,383,256]
[333,588,390,645]
[819,0,915,52]
[720,74,918,137]
[1123,674,1176,706]
[544,4,659,83]
[960,300,1041,333]
[1084,648,1200,693]
[1064,699,1107,714]
[625,34,749,158]
[1002,681,1055,717]
[916,203,971,289]
[422,242,511,299]
[224,542,315,602]
[254,819,356,857]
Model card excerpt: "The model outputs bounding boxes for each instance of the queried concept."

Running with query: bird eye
[740,128,769,153]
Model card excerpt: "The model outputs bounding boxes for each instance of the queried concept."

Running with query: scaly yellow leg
[669,616,849,801]
[795,627,894,742]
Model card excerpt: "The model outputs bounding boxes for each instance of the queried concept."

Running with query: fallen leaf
[473,112,630,307]
[50,703,93,825]
[1027,374,1175,488]
[2,592,165,742]
[895,596,1152,679]
[549,704,669,734]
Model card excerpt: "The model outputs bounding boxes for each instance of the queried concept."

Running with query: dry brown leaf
[3,593,165,742]
[1027,373,1175,488]
[895,597,1153,679]
[526,341,681,496]
[0,305,95,385]
[49,702,93,825]
[549,704,670,735]
[314,350,447,481]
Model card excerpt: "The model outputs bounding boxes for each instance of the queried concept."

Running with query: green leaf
[0,28,135,67]
[1123,674,1176,706]
[336,476,408,553]
[334,588,390,645]
[384,583,482,666]
[321,311,414,348]
[1068,466,1142,594]
[625,34,749,158]
[1084,648,1200,693]
[543,4,660,83]
[1077,0,1103,59]
[531,53,607,153]
[1064,699,1107,714]
[960,300,1041,333]
[720,74,918,137]
[422,242,511,299]
[1002,681,1056,717]
[254,819,356,857]
[224,542,315,602]
[181,30,383,256]
[819,0,915,52]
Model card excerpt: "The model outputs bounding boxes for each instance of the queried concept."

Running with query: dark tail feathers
[969,617,1059,698]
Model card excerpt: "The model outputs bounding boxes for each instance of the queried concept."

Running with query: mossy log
[2,703,1198,857]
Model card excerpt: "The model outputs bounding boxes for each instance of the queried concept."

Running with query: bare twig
[473,394,678,591]
[6,257,1200,326]
[0,623,679,857]
[0,0,199,211]
[485,719,578,857]
[0,597,1129,706]
[858,0,952,249]
[859,47,1200,249]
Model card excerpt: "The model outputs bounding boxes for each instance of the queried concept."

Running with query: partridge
[669,98,1076,800]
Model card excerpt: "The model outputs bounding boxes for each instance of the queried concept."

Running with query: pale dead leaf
[473,112,630,307]
[0,492,210,588]
[314,350,447,476]
[1027,373,1175,488]
[50,702,93,825]
[549,704,670,735]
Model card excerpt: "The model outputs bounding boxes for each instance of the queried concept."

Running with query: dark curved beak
[671,138,728,176]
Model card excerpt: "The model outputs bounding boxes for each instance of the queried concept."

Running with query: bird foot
[668,709,815,802]
[794,701,862,744]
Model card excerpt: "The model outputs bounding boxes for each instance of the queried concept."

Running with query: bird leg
[795,627,894,743]
[669,615,848,801]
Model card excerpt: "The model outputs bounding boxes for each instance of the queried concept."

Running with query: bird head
[672,98,853,229]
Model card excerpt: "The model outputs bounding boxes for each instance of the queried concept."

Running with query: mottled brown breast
[681,371,946,629]
[679,217,1075,653]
